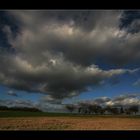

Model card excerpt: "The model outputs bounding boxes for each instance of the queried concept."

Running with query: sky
[0,10,140,112]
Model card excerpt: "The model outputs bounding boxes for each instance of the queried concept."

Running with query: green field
[0,111,140,118]
[0,111,69,117]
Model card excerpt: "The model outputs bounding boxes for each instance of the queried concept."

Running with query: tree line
[65,103,139,115]
[0,106,42,112]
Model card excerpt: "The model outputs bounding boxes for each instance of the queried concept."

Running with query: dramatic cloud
[5,10,140,66]
[0,53,135,101]
[0,10,140,103]
[17,11,140,64]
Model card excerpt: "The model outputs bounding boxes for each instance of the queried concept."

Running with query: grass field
[0,111,140,130]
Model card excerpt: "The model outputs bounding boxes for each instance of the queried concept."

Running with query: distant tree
[0,106,42,112]
[86,104,95,114]
[128,105,139,115]
[0,106,8,110]
[110,107,119,114]
[78,103,89,114]
[65,104,75,113]
[120,107,124,114]
[99,107,106,115]
[78,103,102,114]
[105,106,119,114]
[86,104,103,114]
[96,105,103,114]
[104,106,112,114]
[78,107,80,113]
[124,108,131,115]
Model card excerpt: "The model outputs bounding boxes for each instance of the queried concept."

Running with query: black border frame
[0,1,140,140]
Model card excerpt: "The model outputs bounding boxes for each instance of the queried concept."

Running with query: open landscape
[0,10,140,131]
[0,111,140,130]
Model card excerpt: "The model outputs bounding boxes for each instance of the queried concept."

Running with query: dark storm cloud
[8,10,140,66]
[3,11,139,66]
[0,10,140,102]
[0,50,132,100]
[9,10,117,32]
[1,11,113,66]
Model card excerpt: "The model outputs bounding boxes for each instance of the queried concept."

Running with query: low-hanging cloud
[106,94,140,106]
[77,93,140,107]
[0,99,35,108]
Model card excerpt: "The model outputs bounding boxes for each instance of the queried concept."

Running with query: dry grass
[0,117,140,130]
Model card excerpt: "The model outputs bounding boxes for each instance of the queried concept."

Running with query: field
[0,111,140,130]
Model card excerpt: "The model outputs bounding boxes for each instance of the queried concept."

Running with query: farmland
[0,111,140,130]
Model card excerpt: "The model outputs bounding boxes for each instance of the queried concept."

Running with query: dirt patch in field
[0,117,140,130]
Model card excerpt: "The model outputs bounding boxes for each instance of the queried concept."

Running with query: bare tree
[65,104,75,113]
[78,103,89,114]
[128,105,139,115]
[120,106,124,114]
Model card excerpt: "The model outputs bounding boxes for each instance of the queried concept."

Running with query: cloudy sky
[0,10,140,112]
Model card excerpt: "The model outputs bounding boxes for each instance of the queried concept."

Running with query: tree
[0,106,8,110]
[78,107,82,113]
[86,104,95,114]
[92,105,102,114]
[110,107,119,114]
[124,108,131,115]
[86,104,103,114]
[120,106,124,114]
[78,103,89,114]
[99,107,106,115]
[105,106,112,114]
[0,106,42,112]
[105,106,119,114]
[65,104,75,113]
[128,105,139,115]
